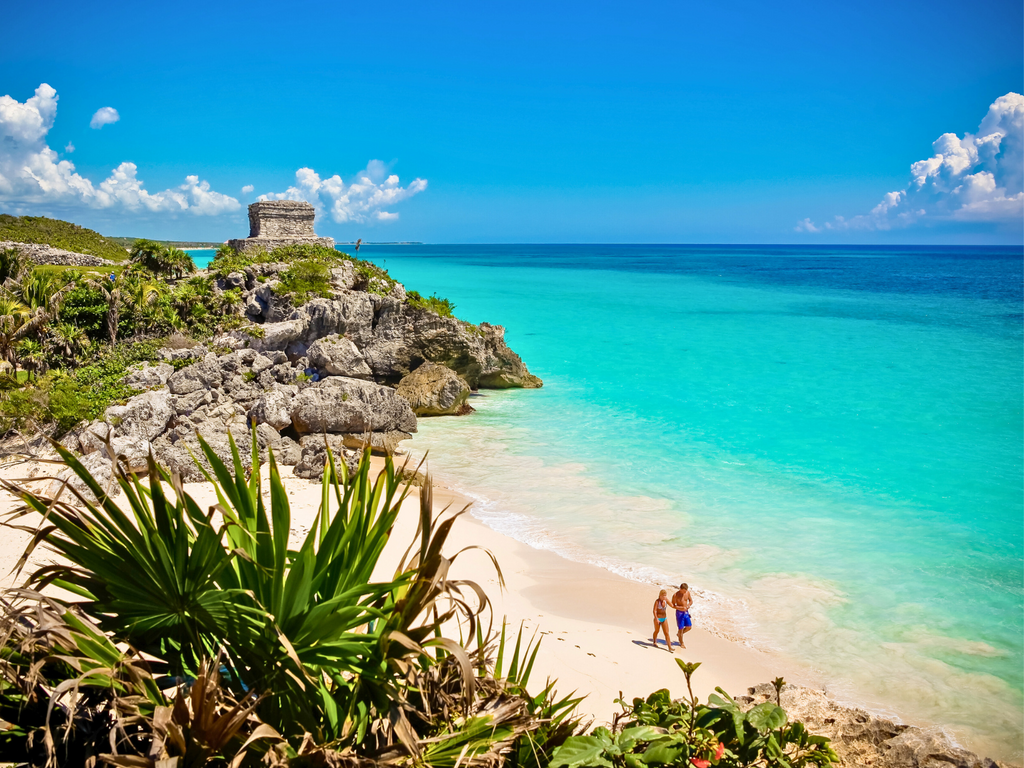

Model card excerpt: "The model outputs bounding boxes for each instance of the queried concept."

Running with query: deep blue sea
[191,245,1023,757]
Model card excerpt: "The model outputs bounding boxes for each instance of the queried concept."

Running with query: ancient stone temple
[227,200,335,253]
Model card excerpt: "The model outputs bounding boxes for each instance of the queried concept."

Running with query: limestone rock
[289,377,417,435]
[124,362,174,391]
[739,684,1008,768]
[249,390,294,432]
[396,362,472,416]
[0,240,113,267]
[78,421,111,455]
[341,431,412,455]
[105,390,173,442]
[167,353,225,395]
[277,436,301,465]
[50,451,121,504]
[307,334,373,378]
[109,437,152,474]
[292,434,359,480]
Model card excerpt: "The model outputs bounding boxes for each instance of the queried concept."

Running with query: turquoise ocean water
[192,245,1022,757]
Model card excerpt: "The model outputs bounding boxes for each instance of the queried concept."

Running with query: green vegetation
[0,434,838,766]
[0,214,128,262]
[0,435,585,765]
[208,242,349,279]
[407,289,456,318]
[552,665,837,768]
[278,259,333,304]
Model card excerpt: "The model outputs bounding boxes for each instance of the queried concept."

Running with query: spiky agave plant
[0,429,576,764]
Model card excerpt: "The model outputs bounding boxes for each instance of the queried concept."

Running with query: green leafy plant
[407,290,456,318]
[550,662,837,768]
[277,259,332,304]
[0,428,568,763]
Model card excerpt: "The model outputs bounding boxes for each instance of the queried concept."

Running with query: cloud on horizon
[258,161,428,224]
[797,92,1024,233]
[89,106,120,129]
[0,83,240,216]
[0,84,427,226]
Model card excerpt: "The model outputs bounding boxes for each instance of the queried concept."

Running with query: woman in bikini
[652,589,673,651]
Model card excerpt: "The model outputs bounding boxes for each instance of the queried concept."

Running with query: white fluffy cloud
[241,184,254,194]
[258,159,428,224]
[797,92,1024,232]
[0,83,240,216]
[89,106,120,129]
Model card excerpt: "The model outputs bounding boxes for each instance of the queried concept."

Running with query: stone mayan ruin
[227,200,335,253]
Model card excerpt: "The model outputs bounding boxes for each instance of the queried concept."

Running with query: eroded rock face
[222,290,541,389]
[293,434,359,480]
[104,390,173,442]
[739,684,1009,768]
[289,377,417,436]
[396,362,472,416]
[307,334,373,379]
[125,362,174,391]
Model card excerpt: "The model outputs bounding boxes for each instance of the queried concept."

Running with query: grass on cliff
[0,214,128,262]
[407,289,456,318]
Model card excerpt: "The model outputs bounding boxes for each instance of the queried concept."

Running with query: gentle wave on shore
[369,244,1022,761]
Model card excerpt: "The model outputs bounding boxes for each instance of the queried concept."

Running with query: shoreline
[402,455,1021,764]
[0,453,1016,764]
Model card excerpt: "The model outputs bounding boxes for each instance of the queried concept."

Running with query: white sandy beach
[0,451,821,729]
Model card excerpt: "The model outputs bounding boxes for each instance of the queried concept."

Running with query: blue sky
[1,0,1021,243]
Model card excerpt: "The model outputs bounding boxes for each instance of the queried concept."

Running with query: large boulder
[249,390,294,432]
[293,434,359,480]
[124,362,174,391]
[307,334,373,378]
[340,430,412,455]
[289,377,417,435]
[396,362,472,416]
[166,353,225,395]
[150,421,280,483]
[104,390,173,442]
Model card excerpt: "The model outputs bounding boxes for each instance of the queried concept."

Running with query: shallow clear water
[356,244,1023,758]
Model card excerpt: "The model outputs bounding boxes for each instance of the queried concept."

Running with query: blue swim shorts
[676,610,692,629]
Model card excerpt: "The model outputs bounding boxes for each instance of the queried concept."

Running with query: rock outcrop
[0,240,114,267]
[215,287,541,389]
[740,683,1013,768]
[396,362,472,416]
[55,212,540,488]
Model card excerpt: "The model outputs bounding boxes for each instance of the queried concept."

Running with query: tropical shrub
[550,663,837,768]
[277,259,332,304]
[0,431,583,765]
[407,290,456,318]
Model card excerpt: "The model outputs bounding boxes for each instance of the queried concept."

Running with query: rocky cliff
[57,251,541,496]
[740,683,1015,768]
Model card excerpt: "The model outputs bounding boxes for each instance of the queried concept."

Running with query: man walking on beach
[671,582,694,649]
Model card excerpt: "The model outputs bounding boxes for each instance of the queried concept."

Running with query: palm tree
[128,239,166,274]
[165,247,196,279]
[16,338,46,379]
[86,273,124,345]
[0,247,30,284]
[7,269,76,341]
[122,274,162,335]
[0,295,30,371]
[45,321,88,361]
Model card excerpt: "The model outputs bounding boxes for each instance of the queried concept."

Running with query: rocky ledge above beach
[56,255,540,499]
[741,683,1016,768]
[0,240,115,267]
